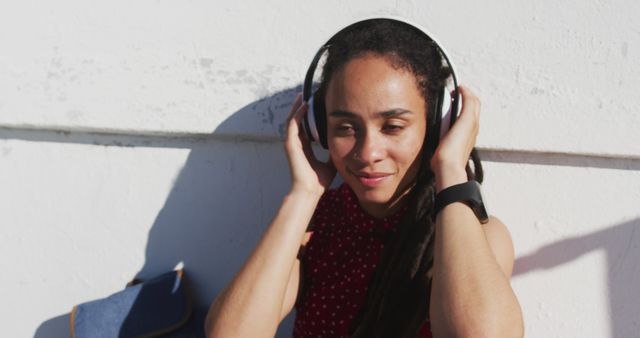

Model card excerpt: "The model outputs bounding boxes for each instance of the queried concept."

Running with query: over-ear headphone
[301,16,461,150]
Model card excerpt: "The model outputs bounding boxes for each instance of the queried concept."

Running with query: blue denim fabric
[72,270,199,338]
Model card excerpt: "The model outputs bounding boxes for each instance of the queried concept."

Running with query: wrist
[289,185,324,201]
[434,168,468,193]
[434,180,489,224]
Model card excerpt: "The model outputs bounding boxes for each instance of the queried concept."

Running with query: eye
[383,124,405,134]
[335,123,356,136]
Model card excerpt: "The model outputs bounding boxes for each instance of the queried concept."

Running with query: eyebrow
[328,109,413,119]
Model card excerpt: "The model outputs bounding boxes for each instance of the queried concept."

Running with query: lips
[349,168,393,187]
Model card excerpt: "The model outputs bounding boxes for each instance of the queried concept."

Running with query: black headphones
[301,16,461,151]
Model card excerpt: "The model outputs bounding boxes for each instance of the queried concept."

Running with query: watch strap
[434,180,489,224]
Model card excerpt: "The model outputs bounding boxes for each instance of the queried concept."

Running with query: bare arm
[204,190,319,338]
[205,93,335,337]
[430,204,523,337]
[279,229,313,321]
[429,86,524,337]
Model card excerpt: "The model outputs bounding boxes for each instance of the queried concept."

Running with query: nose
[353,130,385,165]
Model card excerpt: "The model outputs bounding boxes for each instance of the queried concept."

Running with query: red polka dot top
[293,183,432,338]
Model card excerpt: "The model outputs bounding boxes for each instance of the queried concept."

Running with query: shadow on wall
[32,88,301,338]
[129,88,303,338]
[131,87,302,300]
[513,218,640,338]
[34,314,69,338]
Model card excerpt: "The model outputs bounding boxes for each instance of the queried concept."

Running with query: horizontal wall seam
[2,125,640,169]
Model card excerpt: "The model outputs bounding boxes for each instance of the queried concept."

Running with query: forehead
[324,53,426,117]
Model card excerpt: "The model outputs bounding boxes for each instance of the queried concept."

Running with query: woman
[205,19,524,338]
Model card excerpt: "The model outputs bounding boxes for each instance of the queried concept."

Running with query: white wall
[1,1,638,337]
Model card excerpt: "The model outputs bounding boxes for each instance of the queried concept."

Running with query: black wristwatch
[434,180,489,224]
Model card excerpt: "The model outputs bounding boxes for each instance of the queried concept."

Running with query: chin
[347,178,399,206]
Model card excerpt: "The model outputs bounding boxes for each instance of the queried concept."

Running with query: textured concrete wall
[1,1,639,337]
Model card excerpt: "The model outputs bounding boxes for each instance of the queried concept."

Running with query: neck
[358,183,416,219]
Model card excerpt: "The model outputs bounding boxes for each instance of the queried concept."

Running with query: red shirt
[293,183,432,337]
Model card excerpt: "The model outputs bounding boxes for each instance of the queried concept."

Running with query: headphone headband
[302,17,461,150]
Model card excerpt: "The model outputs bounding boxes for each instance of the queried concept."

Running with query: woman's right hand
[284,93,336,196]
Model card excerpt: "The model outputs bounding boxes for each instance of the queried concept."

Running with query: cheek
[328,140,360,180]
[328,139,351,165]
[396,148,422,172]
[396,130,426,168]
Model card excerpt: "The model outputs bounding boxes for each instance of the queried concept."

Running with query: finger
[456,86,480,149]
[300,124,318,163]
[459,86,480,119]
[287,100,308,141]
[288,102,308,135]
[292,100,308,125]
[438,86,479,157]
[287,92,303,123]
[453,86,480,135]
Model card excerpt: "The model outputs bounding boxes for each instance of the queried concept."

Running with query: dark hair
[316,19,484,337]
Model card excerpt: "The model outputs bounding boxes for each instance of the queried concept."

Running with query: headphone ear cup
[302,95,316,143]
[427,89,444,150]
[303,92,328,149]
[438,89,453,139]
[313,91,328,149]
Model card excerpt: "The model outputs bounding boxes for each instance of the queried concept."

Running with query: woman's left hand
[430,85,480,193]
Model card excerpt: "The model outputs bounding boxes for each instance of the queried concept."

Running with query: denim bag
[70,269,193,338]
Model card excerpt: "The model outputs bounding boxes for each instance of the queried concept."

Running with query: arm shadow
[513,218,640,337]
[132,88,299,297]
[130,87,302,337]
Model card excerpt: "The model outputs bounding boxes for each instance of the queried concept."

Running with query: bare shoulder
[481,215,515,278]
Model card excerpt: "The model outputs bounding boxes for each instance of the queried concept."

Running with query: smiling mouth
[348,168,393,187]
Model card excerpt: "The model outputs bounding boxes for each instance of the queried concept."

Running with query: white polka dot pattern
[292,183,432,337]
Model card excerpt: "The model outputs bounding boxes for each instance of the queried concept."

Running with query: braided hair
[315,19,484,337]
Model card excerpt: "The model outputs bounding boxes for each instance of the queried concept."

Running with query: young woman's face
[325,53,427,217]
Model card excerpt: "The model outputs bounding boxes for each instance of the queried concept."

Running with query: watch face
[470,180,489,224]
[473,203,489,224]
[482,192,489,223]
